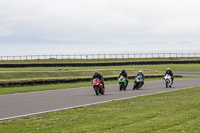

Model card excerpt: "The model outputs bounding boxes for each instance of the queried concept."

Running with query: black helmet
[94,71,99,75]
[122,69,125,73]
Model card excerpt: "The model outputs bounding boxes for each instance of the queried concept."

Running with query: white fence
[1,53,200,60]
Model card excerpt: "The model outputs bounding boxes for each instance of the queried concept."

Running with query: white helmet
[167,68,170,70]
[139,70,142,73]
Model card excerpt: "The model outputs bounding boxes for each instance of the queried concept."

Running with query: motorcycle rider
[118,69,128,86]
[165,68,174,84]
[92,71,105,89]
[137,70,144,87]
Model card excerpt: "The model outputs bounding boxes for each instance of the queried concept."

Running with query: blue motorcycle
[133,76,143,90]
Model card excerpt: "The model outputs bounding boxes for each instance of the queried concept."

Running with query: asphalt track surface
[0,78,200,121]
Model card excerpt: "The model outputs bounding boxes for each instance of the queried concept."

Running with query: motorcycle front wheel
[166,81,169,88]
[120,83,123,91]
[94,86,99,95]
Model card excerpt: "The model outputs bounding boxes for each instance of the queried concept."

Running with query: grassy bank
[0,57,200,64]
[0,64,199,72]
[0,69,162,80]
[1,86,200,132]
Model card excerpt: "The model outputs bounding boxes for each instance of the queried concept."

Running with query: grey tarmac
[0,78,200,121]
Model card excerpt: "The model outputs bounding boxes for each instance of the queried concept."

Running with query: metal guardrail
[0,53,200,61]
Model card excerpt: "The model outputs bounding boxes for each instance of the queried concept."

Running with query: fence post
[68,55,70,60]
[134,54,135,58]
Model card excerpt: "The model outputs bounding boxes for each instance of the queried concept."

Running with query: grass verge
[0,78,164,95]
[0,76,197,95]
[0,69,162,80]
[0,64,199,72]
[1,86,200,132]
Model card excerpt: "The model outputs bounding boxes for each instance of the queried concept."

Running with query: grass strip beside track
[0,76,198,95]
[0,77,164,95]
[1,86,200,132]
[0,64,199,72]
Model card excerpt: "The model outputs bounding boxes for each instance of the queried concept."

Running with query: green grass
[1,57,200,64]
[0,76,198,95]
[1,86,200,133]
[0,78,166,95]
[0,64,199,72]
[0,69,163,80]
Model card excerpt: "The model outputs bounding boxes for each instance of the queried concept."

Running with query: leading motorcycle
[92,78,104,95]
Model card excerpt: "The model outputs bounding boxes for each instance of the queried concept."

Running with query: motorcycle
[118,76,127,91]
[164,74,172,88]
[92,78,104,95]
[133,76,143,90]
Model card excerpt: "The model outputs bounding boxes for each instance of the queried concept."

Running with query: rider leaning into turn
[118,69,128,86]
[92,71,105,89]
[137,70,144,87]
[165,68,174,84]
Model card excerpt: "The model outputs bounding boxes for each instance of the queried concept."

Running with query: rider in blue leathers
[137,70,144,87]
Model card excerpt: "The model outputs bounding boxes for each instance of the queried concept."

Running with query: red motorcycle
[92,78,104,95]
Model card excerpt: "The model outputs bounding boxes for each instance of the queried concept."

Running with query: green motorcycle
[118,76,127,91]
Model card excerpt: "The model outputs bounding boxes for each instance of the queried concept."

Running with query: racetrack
[0,78,200,121]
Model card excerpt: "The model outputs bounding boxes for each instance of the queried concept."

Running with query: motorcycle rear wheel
[101,89,105,95]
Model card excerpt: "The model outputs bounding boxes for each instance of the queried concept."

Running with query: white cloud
[1,0,200,44]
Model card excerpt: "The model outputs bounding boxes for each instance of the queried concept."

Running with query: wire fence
[0,53,200,60]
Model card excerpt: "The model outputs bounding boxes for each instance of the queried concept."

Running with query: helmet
[122,69,125,73]
[139,70,142,73]
[167,68,170,70]
[94,71,99,75]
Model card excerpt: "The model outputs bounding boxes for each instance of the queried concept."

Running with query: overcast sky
[0,0,200,55]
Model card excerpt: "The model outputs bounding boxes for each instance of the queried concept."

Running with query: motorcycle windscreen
[93,78,99,83]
